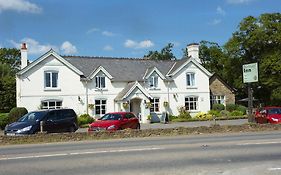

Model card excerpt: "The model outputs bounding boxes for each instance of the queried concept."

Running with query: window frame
[150,98,160,112]
[44,71,59,89]
[95,75,106,89]
[185,96,198,111]
[186,72,195,87]
[95,99,107,116]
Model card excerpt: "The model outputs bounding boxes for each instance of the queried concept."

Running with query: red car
[88,112,140,132]
[255,106,281,124]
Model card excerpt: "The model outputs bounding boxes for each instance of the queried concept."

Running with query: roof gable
[17,49,83,76]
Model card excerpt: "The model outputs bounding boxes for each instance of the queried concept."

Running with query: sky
[0,0,280,61]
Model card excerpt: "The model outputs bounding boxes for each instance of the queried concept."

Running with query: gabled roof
[17,49,83,76]
[167,57,212,77]
[143,66,166,80]
[63,56,175,81]
[115,81,152,101]
[89,65,113,80]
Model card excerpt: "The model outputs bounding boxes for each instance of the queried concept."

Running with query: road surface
[1,130,281,175]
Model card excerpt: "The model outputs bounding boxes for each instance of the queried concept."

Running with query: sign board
[243,63,258,83]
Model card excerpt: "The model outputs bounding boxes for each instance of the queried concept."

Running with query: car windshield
[268,108,281,114]
[99,114,122,121]
[18,111,47,122]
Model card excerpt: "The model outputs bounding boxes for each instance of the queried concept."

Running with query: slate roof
[63,56,175,81]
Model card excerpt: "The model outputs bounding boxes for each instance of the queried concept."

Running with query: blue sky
[0,0,280,60]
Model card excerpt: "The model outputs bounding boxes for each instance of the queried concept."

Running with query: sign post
[242,63,258,122]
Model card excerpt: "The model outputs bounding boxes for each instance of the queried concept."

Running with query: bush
[212,104,225,111]
[195,112,213,121]
[208,110,221,118]
[236,105,247,115]
[177,106,191,120]
[8,107,28,123]
[78,114,95,126]
[0,113,9,130]
[230,110,244,116]
[220,110,230,117]
[226,104,237,112]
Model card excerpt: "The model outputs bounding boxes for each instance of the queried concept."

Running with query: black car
[4,109,78,135]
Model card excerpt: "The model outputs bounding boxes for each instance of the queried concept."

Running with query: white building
[16,43,212,123]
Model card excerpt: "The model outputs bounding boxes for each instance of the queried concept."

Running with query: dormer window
[186,72,195,87]
[44,71,58,89]
[95,75,105,89]
[149,75,158,88]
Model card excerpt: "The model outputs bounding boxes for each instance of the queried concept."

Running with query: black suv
[4,109,78,135]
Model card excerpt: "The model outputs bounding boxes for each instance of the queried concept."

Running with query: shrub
[78,114,95,126]
[212,104,225,111]
[220,110,230,117]
[177,106,191,120]
[226,104,237,112]
[0,113,9,130]
[195,112,213,121]
[230,110,244,116]
[236,105,247,115]
[208,110,221,118]
[8,107,28,123]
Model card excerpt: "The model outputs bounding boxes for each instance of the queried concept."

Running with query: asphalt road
[1,130,281,175]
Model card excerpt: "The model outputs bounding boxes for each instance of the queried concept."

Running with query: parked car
[4,109,78,135]
[255,106,281,124]
[88,112,140,132]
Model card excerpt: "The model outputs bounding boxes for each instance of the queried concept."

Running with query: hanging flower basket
[123,102,129,109]
[88,104,95,110]
[163,101,169,107]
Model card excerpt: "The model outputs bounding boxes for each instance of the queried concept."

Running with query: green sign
[243,63,258,83]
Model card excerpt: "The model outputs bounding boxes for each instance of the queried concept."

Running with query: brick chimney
[187,43,201,63]
[21,43,28,69]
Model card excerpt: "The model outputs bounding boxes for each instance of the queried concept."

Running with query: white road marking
[0,147,163,161]
[268,168,281,171]
[236,141,281,146]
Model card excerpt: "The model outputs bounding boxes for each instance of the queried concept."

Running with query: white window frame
[41,100,62,109]
[95,99,107,116]
[95,76,106,89]
[185,96,198,111]
[148,75,158,89]
[211,95,225,106]
[150,98,160,112]
[44,71,59,89]
[186,72,195,87]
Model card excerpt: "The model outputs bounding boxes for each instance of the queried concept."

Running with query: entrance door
[130,98,141,118]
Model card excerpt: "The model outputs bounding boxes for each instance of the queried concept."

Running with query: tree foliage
[0,48,20,112]
[144,43,176,60]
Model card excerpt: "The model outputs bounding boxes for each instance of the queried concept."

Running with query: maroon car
[255,106,281,124]
[88,112,140,132]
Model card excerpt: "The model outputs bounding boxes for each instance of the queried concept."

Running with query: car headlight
[16,126,32,133]
[107,125,116,130]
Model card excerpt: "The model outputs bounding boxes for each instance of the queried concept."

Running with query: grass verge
[1,123,281,145]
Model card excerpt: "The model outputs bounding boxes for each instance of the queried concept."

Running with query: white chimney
[187,43,201,63]
[21,43,28,69]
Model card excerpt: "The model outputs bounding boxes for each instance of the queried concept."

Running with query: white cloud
[86,28,100,34]
[103,45,113,51]
[60,41,77,55]
[10,38,78,55]
[102,31,115,37]
[0,0,42,13]
[226,0,254,4]
[209,19,222,25]
[124,39,154,49]
[216,6,226,16]
[10,38,58,55]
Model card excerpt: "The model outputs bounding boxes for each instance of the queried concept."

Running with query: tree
[0,48,20,112]
[144,43,176,60]
[224,13,281,105]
